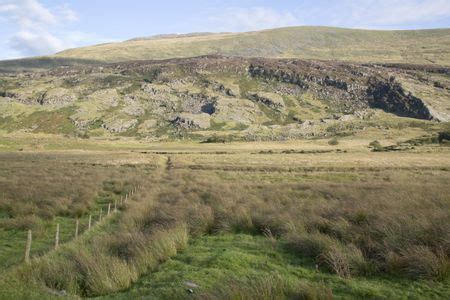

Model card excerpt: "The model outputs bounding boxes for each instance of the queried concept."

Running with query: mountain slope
[55,26,450,65]
[1,56,448,142]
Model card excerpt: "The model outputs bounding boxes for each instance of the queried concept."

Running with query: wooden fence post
[88,214,92,231]
[55,223,60,250]
[75,218,79,238]
[25,229,32,263]
[107,203,111,216]
[114,199,117,212]
[125,194,128,203]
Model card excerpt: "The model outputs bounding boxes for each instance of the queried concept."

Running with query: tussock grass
[0,150,449,298]
[197,273,333,300]
[5,170,189,297]
[139,158,450,283]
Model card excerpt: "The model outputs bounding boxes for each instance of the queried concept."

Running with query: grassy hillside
[1,26,450,71]
[55,26,450,65]
[0,57,101,72]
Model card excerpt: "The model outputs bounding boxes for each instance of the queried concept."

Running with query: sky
[0,0,450,60]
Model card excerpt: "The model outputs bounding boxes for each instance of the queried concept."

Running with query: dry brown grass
[0,149,449,298]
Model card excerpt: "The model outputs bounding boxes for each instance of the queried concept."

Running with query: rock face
[40,88,76,106]
[171,113,211,129]
[366,77,432,120]
[179,92,217,115]
[248,59,432,119]
[248,92,285,111]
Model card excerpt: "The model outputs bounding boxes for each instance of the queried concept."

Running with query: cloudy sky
[0,0,449,60]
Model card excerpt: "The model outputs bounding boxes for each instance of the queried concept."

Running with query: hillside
[1,27,450,71]
[1,56,449,142]
[55,27,450,65]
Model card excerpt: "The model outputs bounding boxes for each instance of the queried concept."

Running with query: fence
[24,185,141,263]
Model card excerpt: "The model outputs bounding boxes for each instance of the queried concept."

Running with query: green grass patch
[106,234,450,299]
[1,106,77,135]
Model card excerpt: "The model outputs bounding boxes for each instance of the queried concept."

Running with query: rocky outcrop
[102,118,138,133]
[249,64,309,89]
[171,113,211,129]
[248,60,434,120]
[179,92,217,115]
[39,88,76,106]
[248,92,285,111]
[366,77,432,120]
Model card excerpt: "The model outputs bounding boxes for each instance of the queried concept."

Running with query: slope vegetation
[1,56,449,142]
[55,27,450,65]
[1,27,450,71]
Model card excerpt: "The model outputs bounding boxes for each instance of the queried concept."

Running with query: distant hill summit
[1,26,450,71]
[126,32,228,42]
[55,26,450,65]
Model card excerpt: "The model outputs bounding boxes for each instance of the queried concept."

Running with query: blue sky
[1,0,450,60]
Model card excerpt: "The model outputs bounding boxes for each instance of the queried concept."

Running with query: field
[0,137,449,299]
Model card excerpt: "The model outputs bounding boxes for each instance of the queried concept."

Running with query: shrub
[201,135,227,144]
[369,140,384,151]
[396,246,450,280]
[0,215,41,231]
[328,137,339,146]
[438,131,450,143]
[285,231,336,258]
[320,243,371,278]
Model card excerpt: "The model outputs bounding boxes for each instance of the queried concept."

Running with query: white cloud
[0,4,17,13]
[9,30,65,56]
[209,7,300,32]
[293,0,450,29]
[0,0,81,57]
[343,0,450,28]
[55,4,79,22]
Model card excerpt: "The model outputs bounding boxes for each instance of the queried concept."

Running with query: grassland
[0,137,449,299]
[1,26,450,71]
[42,27,450,66]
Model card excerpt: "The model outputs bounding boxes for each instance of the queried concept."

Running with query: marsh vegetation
[0,142,449,299]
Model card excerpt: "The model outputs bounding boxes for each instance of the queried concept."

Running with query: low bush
[320,243,372,278]
[328,137,339,146]
[369,140,384,151]
[395,246,450,281]
[201,135,228,143]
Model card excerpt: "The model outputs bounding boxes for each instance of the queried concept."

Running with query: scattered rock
[248,92,285,111]
[171,113,211,129]
[102,118,138,133]
[185,281,199,288]
[339,115,355,122]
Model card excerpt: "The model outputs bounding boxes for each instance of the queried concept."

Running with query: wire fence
[24,185,141,263]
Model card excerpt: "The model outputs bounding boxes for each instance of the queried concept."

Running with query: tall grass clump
[196,273,333,300]
[387,246,450,280]
[27,225,188,296]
